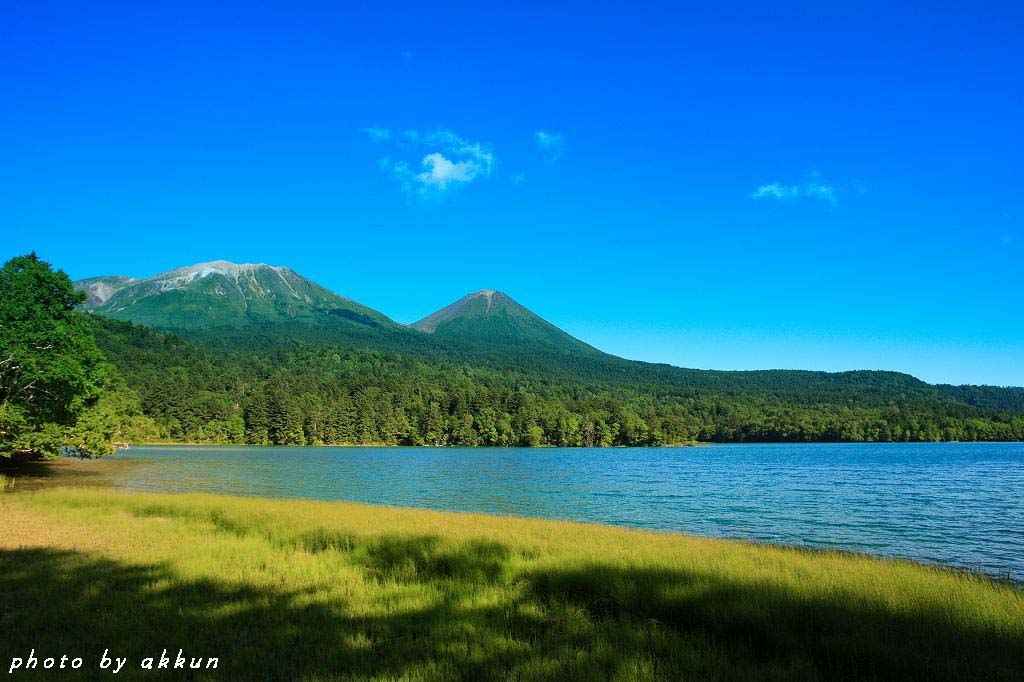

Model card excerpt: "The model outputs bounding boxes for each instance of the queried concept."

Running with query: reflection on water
[94,443,1024,579]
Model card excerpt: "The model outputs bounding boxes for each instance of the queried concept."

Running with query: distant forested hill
[935,384,1024,413]
[89,316,1024,446]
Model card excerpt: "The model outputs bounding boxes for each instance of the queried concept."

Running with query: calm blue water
[112,443,1024,579]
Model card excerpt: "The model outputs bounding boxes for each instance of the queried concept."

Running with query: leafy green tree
[0,254,112,458]
[65,382,158,456]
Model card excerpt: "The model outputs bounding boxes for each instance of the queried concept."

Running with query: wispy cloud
[535,130,564,163]
[369,128,495,197]
[409,130,495,174]
[361,126,391,142]
[750,177,838,205]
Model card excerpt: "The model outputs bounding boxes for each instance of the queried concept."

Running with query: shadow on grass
[1,540,1021,680]
[0,458,130,492]
[352,535,513,584]
[0,459,64,481]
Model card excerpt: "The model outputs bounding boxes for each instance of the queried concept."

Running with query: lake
[108,442,1024,580]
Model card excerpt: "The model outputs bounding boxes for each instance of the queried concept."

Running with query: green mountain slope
[73,262,1024,431]
[87,315,1024,446]
[412,290,603,356]
[77,261,398,331]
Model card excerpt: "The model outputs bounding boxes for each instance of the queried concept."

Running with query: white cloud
[361,127,391,142]
[413,129,494,173]
[535,130,564,163]
[750,178,837,205]
[416,153,480,189]
[368,127,495,197]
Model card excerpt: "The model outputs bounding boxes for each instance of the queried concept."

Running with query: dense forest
[91,316,1024,448]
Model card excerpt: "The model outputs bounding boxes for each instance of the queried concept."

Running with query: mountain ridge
[75,275,138,308]
[411,289,604,356]
[76,260,399,331]
[75,262,607,359]
[411,289,505,333]
[73,260,1024,396]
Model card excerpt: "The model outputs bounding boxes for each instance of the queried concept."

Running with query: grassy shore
[1,487,1022,680]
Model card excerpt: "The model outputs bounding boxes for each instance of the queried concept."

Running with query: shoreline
[126,438,1018,448]
[5,482,1019,586]
[3,485,1022,678]
[3,453,1021,586]
[129,440,709,448]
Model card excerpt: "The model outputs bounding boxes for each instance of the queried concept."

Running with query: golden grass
[1,487,1022,680]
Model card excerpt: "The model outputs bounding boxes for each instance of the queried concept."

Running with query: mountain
[72,262,1024,413]
[76,275,137,308]
[76,261,398,331]
[74,265,609,362]
[412,290,603,356]
[61,258,1024,446]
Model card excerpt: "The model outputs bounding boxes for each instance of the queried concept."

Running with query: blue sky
[3,1,1021,385]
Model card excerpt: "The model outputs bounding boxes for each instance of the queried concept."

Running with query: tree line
[4,253,1023,459]
[92,315,1024,448]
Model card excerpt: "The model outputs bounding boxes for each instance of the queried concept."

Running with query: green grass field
[1,485,1022,680]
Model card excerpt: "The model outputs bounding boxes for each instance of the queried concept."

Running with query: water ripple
[112,442,1024,580]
